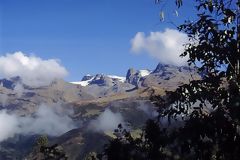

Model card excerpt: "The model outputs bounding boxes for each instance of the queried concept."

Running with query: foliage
[84,152,98,160]
[36,135,49,147]
[99,0,240,160]
[97,121,172,160]
[40,144,68,160]
[155,0,183,21]
[35,135,68,160]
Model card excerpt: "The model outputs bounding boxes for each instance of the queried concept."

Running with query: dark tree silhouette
[30,135,68,160]
[97,0,240,160]
[40,144,68,160]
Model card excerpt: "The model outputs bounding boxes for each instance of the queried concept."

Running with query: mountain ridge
[0,63,201,159]
[70,63,198,88]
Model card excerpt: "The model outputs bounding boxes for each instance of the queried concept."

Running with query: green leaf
[160,11,165,21]
[175,10,179,17]
[175,0,183,8]
[208,1,213,13]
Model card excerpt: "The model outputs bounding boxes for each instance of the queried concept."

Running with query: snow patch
[107,75,126,83]
[70,74,126,86]
[70,77,94,86]
[138,70,151,77]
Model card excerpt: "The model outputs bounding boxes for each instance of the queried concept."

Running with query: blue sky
[0,0,195,81]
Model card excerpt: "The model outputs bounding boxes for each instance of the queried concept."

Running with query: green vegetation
[96,0,240,160]
[36,135,49,147]
[39,144,68,160]
[33,135,68,160]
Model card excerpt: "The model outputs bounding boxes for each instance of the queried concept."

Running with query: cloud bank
[13,83,24,98]
[0,104,76,142]
[137,102,158,118]
[89,109,124,132]
[131,28,188,66]
[0,93,8,107]
[0,52,68,87]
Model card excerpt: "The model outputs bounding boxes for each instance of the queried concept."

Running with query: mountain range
[0,63,200,159]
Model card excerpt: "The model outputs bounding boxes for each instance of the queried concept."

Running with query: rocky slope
[0,63,200,159]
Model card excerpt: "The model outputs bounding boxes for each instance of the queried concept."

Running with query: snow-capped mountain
[126,68,152,86]
[71,76,94,86]
[0,62,201,159]
[70,63,199,89]
[71,74,126,86]
[71,69,151,87]
[107,75,126,83]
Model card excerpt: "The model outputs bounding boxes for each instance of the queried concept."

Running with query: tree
[99,0,240,160]
[40,144,68,160]
[97,120,171,160]
[36,135,49,147]
[160,0,240,159]
[28,135,68,160]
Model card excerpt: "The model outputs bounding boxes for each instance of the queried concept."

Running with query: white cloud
[0,93,8,107]
[131,28,188,66]
[21,104,76,136]
[0,110,19,142]
[13,83,24,98]
[0,104,76,142]
[137,102,158,118]
[0,52,68,87]
[89,109,124,132]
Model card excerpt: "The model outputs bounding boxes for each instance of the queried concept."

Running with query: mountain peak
[125,68,151,86]
[81,74,94,81]
[153,63,178,73]
[71,74,126,87]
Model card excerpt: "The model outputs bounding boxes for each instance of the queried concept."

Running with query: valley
[0,63,199,159]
